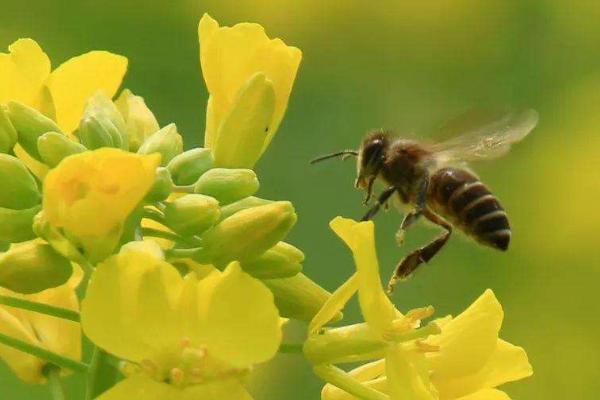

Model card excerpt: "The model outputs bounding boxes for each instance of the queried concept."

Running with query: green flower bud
[164,194,220,237]
[193,168,259,205]
[196,201,296,267]
[0,154,40,209]
[0,105,18,154]
[0,242,72,294]
[167,148,214,186]
[37,132,87,167]
[218,196,273,221]
[32,212,85,265]
[145,167,174,202]
[7,101,61,160]
[0,205,41,243]
[79,92,128,150]
[240,241,303,279]
[262,273,340,322]
[114,89,160,152]
[137,123,183,166]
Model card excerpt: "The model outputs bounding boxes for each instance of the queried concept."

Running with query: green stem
[165,247,203,260]
[0,295,80,322]
[278,343,304,354]
[0,332,87,373]
[85,346,101,400]
[86,347,121,400]
[45,365,66,400]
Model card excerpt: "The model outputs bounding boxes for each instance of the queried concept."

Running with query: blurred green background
[1,0,599,398]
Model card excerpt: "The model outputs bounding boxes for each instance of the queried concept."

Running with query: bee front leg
[360,186,396,221]
[388,209,452,294]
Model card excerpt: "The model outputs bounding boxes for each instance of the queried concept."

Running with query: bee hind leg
[387,209,452,294]
[361,186,396,221]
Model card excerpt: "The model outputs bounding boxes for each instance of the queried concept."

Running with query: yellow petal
[385,345,437,400]
[99,374,253,400]
[427,289,503,380]
[199,14,301,154]
[43,148,159,261]
[329,217,396,338]
[81,241,182,363]
[46,51,127,132]
[0,306,45,383]
[189,262,281,368]
[25,281,81,367]
[0,39,50,106]
[434,339,532,399]
[14,144,49,180]
[453,389,511,400]
[309,273,358,335]
[212,73,275,168]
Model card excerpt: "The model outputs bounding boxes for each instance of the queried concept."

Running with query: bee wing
[432,109,538,163]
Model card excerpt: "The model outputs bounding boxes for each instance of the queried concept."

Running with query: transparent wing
[432,109,538,163]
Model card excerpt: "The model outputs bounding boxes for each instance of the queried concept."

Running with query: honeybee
[312,109,539,292]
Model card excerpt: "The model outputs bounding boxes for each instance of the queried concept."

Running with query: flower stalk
[0,294,80,322]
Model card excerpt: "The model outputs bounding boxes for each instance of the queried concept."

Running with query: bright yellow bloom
[199,14,302,168]
[81,241,281,399]
[319,217,532,400]
[0,262,81,383]
[0,38,127,133]
[43,148,160,263]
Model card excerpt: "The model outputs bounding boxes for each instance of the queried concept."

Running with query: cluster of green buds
[0,88,331,322]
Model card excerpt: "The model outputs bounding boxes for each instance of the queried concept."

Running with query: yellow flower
[81,241,281,399]
[43,148,160,263]
[0,264,81,383]
[318,217,532,400]
[0,38,127,133]
[199,14,302,168]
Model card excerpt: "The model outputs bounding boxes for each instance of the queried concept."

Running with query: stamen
[415,340,439,353]
[170,367,186,386]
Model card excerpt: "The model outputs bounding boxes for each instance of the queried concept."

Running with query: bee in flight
[311,109,539,293]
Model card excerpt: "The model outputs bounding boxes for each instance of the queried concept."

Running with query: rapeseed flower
[81,241,281,399]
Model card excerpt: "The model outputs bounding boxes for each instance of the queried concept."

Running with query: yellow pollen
[170,367,186,386]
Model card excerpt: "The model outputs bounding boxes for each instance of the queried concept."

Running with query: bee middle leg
[387,209,452,294]
[360,186,396,221]
[395,177,429,245]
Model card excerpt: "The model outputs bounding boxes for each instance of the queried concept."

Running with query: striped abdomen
[428,167,510,250]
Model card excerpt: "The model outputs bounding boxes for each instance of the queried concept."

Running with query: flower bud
[37,132,87,167]
[0,205,40,243]
[0,241,73,294]
[166,148,214,186]
[0,154,40,210]
[193,168,259,205]
[196,201,296,267]
[164,194,220,237]
[218,196,273,221]
[0,105,18,154]
[7,101,61,160]
[240,241,303,279]
[262,273,339,322]
[77,92,128,150]
[145,167,174,202]
[137,123,183,166]
[32,212,85,264]
[114,89,160,151]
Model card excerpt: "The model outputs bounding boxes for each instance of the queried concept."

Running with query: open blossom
[0,265,81,383]
[0,38,127,133]
[43,148,160,262]
[81,241,282,399]
[199,14,302,168]
[317,217,532,400]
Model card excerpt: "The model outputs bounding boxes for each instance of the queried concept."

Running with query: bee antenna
[310,150,358,164]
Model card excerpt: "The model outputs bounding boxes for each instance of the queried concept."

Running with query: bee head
[356,131,390,189]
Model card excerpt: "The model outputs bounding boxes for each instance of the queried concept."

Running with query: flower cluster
[0,12,532,400]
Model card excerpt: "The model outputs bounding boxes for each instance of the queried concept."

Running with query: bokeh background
[1,0,599,398]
